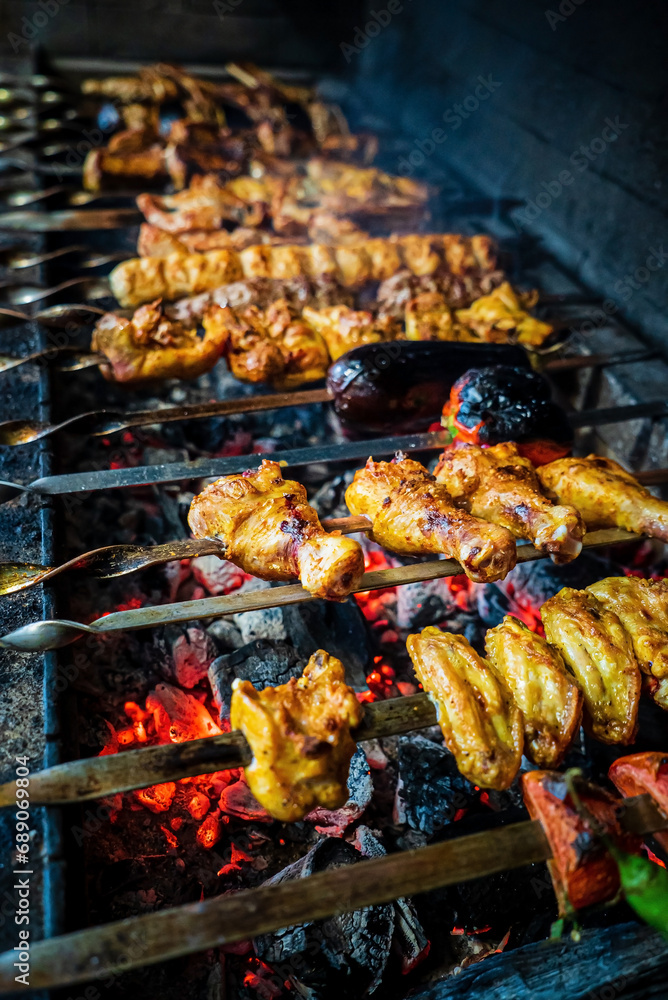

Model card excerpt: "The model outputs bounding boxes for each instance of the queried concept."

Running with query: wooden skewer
[0,795,664,992]
[0,693,437,807]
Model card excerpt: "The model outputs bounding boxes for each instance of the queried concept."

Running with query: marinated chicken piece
[376,270,472,319]
[109,235,499,308]
[345,455,517,583]
[434,442,586,564]
[485,616,583,767]
[91,299,227,383]
[203,301,329,387]
[405,292,457,341]
[541,588,641,744]
[110,250,244,308]
[83,142,166,192]
[406,626,523,789]
[137,175,256,233]
[188,459,365,600]
[538,454,668,542]
[608,752,668,854]
[230,650,363,822]
[454,282,553,347]
[137,224,190,258]
[587,575,668,709]
[202,304,284,384]
[302,304,397,361]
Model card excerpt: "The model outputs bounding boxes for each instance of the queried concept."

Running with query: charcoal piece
[307,747,373,835]
[281,598,374,688]
[353,825,430,974]
[254,838,395,999]
[394,735,473,836]
[208,639,304,717]
[206,618,245,652]
[408,922,668,1000]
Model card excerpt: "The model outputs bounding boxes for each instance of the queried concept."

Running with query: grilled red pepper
[609,752,668,854]
[522,770,642,914]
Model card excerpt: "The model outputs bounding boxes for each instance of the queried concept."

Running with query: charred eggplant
[327,340,529,435]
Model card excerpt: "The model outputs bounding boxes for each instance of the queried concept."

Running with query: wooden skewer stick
[0,693,437,807]
[0,795,665,992]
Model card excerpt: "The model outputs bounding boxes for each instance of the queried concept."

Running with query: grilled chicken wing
[538,455,668,541]
[434,442,585,563]
[485,616,583,767]
[91,299,227,382]
[454,282,553,347]
[587,576,668,710]
[230,649,363,822]
[407,626,523,789]
[202,300,329,387]
[345,455,517,583]
[302,304,397,360]
[188,459,365,600]
[541,588,641,744]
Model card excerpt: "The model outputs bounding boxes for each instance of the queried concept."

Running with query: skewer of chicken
[187,458,365,600]
[434,441,586,564]
[538,454,668,542]
[345,453,518,583]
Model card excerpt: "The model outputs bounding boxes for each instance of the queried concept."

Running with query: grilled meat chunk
[538,454,668,541]
[454,281,553,347]
[406,626,524,789]
[91,299,227,382]
[541,587,641,744]
[230,649,363,822]
[404,292,457,341]
[587,575,668,710]
[109,234,498,308]
[434,442,585,563]
[302,304,398,361]
[485,616,583,767]
[345,455,517,583]
[188,459,365,600]
[202,300,329,387]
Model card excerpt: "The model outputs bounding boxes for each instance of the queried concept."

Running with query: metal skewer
[0,302,108,330]
[0,512,370,596]
[0,275,111,305]
[0,528,640,652]
[0,794,664,993]
[0,243,132,269]
[0,207,141,230]
[0,349,657,445]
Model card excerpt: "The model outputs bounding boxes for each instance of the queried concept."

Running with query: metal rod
[0,513,371,596]
[0,348,659,446]
[0,528,639,652]
[0,208,141,230]
[0,796,664,992]
[0,692,436,806]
